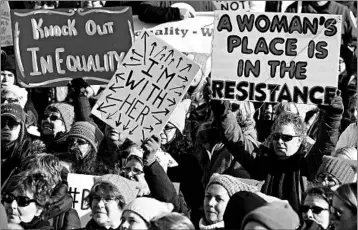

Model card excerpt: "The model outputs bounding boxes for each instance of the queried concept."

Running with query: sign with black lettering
[11,7,133,87]
[92,31,200,144]
[213,1,250,11]
[212,11,342,105]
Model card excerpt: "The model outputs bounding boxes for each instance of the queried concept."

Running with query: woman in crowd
[299,187,333,230]
[200,173,258,229]
[2,171,53,229]
[149,212,195,230]
[330,183,357,230]
[120,197,174,230]
[85,174,139,230]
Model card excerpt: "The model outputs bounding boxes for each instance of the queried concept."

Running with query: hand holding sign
[92,31,200,144]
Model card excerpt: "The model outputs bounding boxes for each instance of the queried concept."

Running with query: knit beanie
[1,103,26,123]
[93,174,139,205]
[317,156,355,184]
[1,54,16,75]
[168,99,191,134]
[123,197,174,224]
[68,121,104,152]
[45,102,74,132]
[241,201,300,230]
[1,85,28,108]
[334,147,357,160]
[206,173,258,197]
[224,191,267,230]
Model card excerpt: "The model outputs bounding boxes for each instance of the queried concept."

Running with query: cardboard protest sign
[92,31,200,144]
[133,13,214,54]
[213,1,250,11]
[1,1,13,47]
[212,12,342,105]
[67,173,97,227]
[11,7,133,87]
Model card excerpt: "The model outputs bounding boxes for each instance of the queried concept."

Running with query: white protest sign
[213,1,250,11]
[133,13,214,54]
[212,11,342,105]
[92,31,200,144]
[67,173,97,227]
[1,0,13,47]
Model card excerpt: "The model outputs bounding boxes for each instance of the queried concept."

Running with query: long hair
[334,183,357,214]
[74,147,98,175]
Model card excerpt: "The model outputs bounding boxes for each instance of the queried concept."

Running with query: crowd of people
[1,1,358,230]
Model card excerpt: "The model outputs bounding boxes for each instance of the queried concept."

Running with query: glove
[210,99,231,120]
[69,78,89,96]
[319,90,344,115]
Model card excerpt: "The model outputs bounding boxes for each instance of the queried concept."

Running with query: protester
[200,173,258,229]
[299,187,333,230]
[120,197,174,230]
[149,212,195,230]
[2,171,53,229]
[85,174,139,230]
[330,183,357,230]
[241,201,300,230]
[1,54,16,87]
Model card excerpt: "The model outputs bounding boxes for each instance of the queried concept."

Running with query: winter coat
[144,160,190,217]
[216,109,341,212]
[20,217,54,230]
[85,219,120,230]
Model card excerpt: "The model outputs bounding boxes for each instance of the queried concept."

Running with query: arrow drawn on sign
[177,75,188,82]
[154,46,167,58]
[165,49,174,62]
[130,57,140,62]
[160,53,165,61]
[97,102,115,114]
[152,115,162,125]
[123,120,130,131]
[115,73,125,83]
[106,93,122,103]
[167,98,176,107]
[174,91,182,97]
[141,31,149,65]
[169,85,185,91]
[106,110,118,120]
[144,125,154,132]
[176,57,183,68]
[109,83,124,93]
[180,64,192,72]
[115,113,122,127]
[152,108,170,116]
[129,125,139,135]
[150,42,157,56]
[123,63,141,67]
[132,49,143,58]
[168,58,175,66]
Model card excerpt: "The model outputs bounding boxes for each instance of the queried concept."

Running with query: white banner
[1,0,13,47]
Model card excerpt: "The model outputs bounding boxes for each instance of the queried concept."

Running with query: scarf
[199,218,225,230]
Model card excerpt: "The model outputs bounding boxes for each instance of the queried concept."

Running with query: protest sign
[92,31,200,144]
[133,13,214,54]
[67,173,97,227]
[212,11,342,105]
[11,7,133,87]
[213,1,250,11]
[1,1,13,47]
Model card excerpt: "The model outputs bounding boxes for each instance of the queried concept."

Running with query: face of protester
[33,1,56,9]
[68,137,91,158]
[105,125,126,144]
[204,184,230,225]
[1,92,21,106]
[1,70,15,86]
[1,116,21,143]
[330,195,357,230]
[160,122,177,145]
[3,189,42,224]
[315,173,341,191]
[91,188,123,228]
[348,103,357,123]
[122,158,144,181]
[301,195,330,229]
[243,221,269,230]
[41,110,66,136]
[272,124,302,158]
[120,211,149,230]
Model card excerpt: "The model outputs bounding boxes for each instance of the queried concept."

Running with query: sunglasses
[301,205,329,215]
[1,118,20,129]
[43,114,62,122]
[68,138,88,146]
[272,133,300,142]
[1,98,19,104]
[2,193,37,207]
[121,167,143,175]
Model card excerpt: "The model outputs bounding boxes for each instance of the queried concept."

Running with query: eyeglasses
[330,206,342,220]
[43,114,62,122]
[272,133,300,142]
[1,98,19,104]
[92,194,118,204]
[164,125,176,132]
[2,193,38,207]
[315,174,340,187]
[68,138,88,146]
[301,205,329,215]
[121,167,143,175]
[1,118,20,129]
